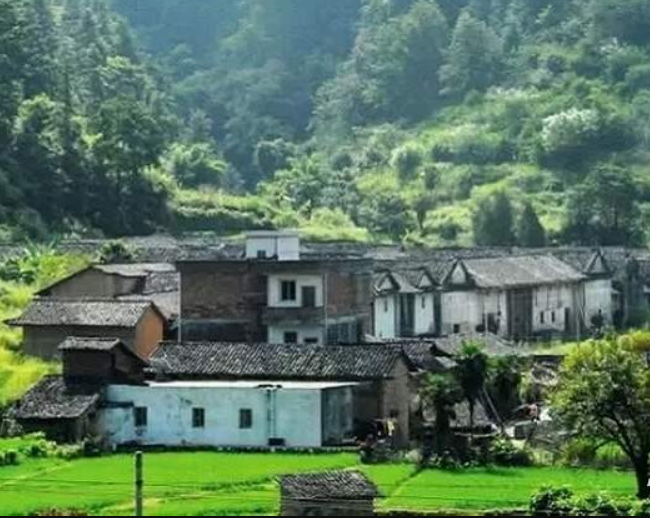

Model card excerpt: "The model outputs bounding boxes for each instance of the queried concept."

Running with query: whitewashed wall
[414,293,435,336]
[374,295,396,339]
[245,233,300,261]
[101,384,351,448]
[583,278,613,325]
[532,284,576,333]
[267,325,324,345]
[267,274,323,308]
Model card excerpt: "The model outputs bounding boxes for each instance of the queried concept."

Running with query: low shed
[279,471,379,516]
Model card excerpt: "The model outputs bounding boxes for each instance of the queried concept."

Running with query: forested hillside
[2,0,650,246]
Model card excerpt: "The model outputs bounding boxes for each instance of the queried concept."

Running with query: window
[540,312,545,324]
[284,332,298,344]
[384,298,389,312]
[280,280,297,301]
[551,311,556,323]
[453,324,461,334]
[134,407,148,428]
[239,409,253,429]
[421,296,426,309]
[192,408,205,429]
[256,250,267,259]
[305,337,319,345]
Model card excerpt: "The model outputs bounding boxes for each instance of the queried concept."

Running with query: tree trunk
[635,457,650,500]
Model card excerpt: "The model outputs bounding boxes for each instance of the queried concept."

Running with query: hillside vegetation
[2,0,650,246]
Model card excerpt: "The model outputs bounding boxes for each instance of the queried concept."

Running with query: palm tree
[455,341,490,430]
[421,373,462,457]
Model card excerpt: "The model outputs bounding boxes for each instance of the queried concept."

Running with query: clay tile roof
[8,299,160,328]
[280,471,379,501]
[455,254,585,289]
[151,343,410,381]
[11,376,100,420]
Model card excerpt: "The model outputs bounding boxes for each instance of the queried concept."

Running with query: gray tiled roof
[454,255,586,289]
[151,342,409,381]
[280,471,379,500]
[11,376,100,420]
[9,299,159,328]
[94,263,176,277]
[58,337,122,352]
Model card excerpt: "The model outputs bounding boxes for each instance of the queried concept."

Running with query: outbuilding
[279,471,379,516]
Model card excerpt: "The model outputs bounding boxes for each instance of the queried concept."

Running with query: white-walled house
[373,270,437,339]
[439,253,612,340]
[101,380,355,449]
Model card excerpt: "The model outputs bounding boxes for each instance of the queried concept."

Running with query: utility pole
[135,451,143,517]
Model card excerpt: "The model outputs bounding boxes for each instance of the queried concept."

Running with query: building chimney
[245,231,300,261]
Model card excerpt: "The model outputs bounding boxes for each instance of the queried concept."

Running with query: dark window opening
[257,250,267,259]
[304,337,319,345]
[239,409,253,429]
[540,312,545,324]
[453,324,461,334]
[302,286,317,308]
[134,407,148,428]
[284,332,298,344]
[551,311,556,323]
[281,280,297,301]
[192,408,205,428]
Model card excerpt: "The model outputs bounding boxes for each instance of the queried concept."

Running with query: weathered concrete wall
[414,292,435,336]
[268,325,324,345]
[380,360,411,447]
[322,387,354,445]
[584,278,614,326]
[374,295,397,339]
[267,274,323,308]
[102,384,355,448]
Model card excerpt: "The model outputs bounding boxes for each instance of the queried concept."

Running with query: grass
[380,467,636,513]
[0,453,639,516]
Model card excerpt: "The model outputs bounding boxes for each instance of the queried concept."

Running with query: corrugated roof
[11,376,100,420]
[280,471,379,500]
[9,299,159,328]
[151,343,409,381]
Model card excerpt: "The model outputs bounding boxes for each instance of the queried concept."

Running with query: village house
[11,342,358,449]
[10,337,146,442]
[279,471,379,516]
[37,262,180,326]
[372,269,438,339]
[150,341,414,446]
[8,299,166,360]
[102,380,356,449]
[439,253,613,341]
[177,231,374,345]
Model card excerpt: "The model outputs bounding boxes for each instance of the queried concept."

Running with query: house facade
[178,232,373,345]
[9,299,166,360]
[373,270,437,339]
[101,380,355,449]
[439,254,609,341]
[150,342,414,446]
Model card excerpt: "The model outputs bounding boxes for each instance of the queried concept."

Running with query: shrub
[488,438,533,467]
[530,486,644,516]
[391,144,424,181]
[530,486,574,516]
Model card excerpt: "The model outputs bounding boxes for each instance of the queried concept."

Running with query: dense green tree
[563,164,643,246]
[553,338,650,499]
[517,203,547,247]
[472,191,517,246]
[421,373,463,456]
[440,9,503,98]
[590,0,650,47]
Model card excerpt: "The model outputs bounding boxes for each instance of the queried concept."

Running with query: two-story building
[372,269,438,339]
[178,231,373,345]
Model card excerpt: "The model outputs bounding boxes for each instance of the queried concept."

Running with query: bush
[530,486,644,516]
[530,486,574,516]
[488,438,533,467]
